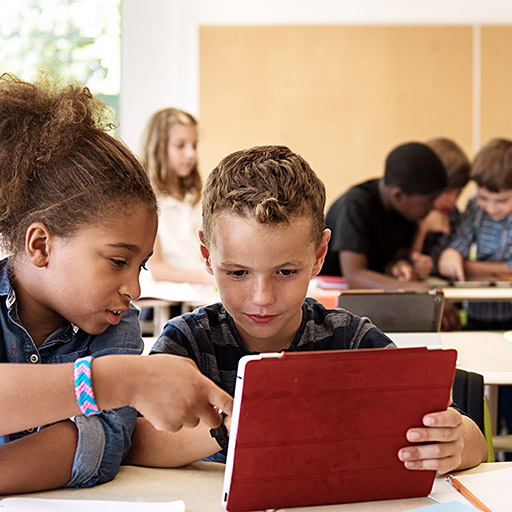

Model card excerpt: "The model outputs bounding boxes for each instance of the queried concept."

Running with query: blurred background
[3,0,512,207]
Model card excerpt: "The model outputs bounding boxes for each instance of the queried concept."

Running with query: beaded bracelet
[74,356,101,417]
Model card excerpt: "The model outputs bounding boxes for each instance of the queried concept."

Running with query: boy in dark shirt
[322,142,446,287]
[126,145,486,473]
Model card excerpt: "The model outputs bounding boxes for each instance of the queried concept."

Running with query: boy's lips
[246,313,278,324]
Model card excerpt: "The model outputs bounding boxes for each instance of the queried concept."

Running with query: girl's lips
[106,309,123,326]
[247,314,277,324]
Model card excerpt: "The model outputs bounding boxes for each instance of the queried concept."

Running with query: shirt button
[29,353,39,364]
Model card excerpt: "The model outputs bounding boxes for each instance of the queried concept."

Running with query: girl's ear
[198,230,214,275]
[25,222,52,268]
[311,229,331,277]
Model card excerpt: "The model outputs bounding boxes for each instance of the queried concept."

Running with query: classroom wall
[121,0,512,206]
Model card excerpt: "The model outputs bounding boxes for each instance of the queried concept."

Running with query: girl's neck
[10,264,65,348]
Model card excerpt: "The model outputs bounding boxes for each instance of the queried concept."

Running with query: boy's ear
[25,222,52,268]
[198,230,214,275]
[311,229,331,277]
[389,185,405,206]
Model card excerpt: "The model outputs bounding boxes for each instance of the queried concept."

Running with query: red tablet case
[222,347,457,511]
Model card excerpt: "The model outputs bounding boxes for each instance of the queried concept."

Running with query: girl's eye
[140,264,148,272]
[279,269,298,277]
[111,259,126,268]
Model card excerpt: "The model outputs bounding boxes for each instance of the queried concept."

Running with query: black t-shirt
[322,179,417,276]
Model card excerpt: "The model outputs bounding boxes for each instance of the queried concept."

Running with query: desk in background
[135,278,220,336]
[4,462,510,512]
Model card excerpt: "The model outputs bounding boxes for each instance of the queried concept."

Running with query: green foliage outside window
[0,0,120,117]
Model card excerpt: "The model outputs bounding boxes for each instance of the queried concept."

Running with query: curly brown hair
[0,73,157,258]
[202,145,326,247]
[140,107,202,204]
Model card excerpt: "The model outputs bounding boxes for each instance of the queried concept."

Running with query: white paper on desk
[430,466,512,511]
[139,276,202,303]
[0,498,185,512]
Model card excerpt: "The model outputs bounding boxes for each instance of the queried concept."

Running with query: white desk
[442,285,512,302]
[440,330,512,440]
[439,331,512,386]
[4,462,509,511]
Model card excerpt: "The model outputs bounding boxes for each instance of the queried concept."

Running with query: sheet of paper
[0,498,185,512]
[430,465,512,512]
[406,501,477,511]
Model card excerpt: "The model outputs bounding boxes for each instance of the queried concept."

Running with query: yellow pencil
[446,474,492,512]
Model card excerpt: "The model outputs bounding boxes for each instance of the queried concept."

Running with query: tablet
[222,347,457,511]
[337,289,444,332]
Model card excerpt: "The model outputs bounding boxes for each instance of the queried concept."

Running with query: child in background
[0,74,231,494]
[321,142,446,288]
[411,137,471,274]
[140,107,213,285]
[438,137,512,452]
[438,138,512,328]
[126,145,487,473]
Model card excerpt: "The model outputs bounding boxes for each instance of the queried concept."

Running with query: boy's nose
[252,278,275,306]
[486,203,500,218]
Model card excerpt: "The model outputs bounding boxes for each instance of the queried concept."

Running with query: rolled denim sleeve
[66,305,143,487]
[66,406,137,488]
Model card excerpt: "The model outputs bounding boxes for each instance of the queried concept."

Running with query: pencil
[446,474,492,512]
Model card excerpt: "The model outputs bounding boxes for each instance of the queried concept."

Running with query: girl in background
[141,108,213,285]
[0,74,230,494]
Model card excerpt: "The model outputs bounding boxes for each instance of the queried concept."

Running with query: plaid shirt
[448,197,512,322]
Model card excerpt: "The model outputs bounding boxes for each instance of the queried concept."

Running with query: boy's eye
[111,259,127,268]
[227,270,246,278]
[279,269,298,277]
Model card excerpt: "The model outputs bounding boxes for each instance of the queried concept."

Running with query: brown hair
[426,137,470,189]
[471,138,512,192]
[202,145,326,247]
[140,107,202,203]
[0,73,157,259]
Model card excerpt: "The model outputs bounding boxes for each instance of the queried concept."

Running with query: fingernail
[400,450,411,460]
[408,430,420,441]
[424,416,435,426]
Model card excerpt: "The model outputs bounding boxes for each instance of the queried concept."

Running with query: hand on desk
[390,259,414,281]
[389,252,433,282]
[398,406,487,474]
[438,248,465,282]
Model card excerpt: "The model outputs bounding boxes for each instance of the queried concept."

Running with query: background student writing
[126,145,487,473]
[141,107,214,285]
[0,74,231,495]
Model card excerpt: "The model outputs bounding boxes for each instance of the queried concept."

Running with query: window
[0,0,121,116]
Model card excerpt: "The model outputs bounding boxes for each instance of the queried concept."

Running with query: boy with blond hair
[127,145,486,473]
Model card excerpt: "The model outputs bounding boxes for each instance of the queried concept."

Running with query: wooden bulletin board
[481,26,512,144]
[199,26,473,207]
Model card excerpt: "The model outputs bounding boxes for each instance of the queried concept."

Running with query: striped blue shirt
[151,298,395,397]
[448,196,512,322]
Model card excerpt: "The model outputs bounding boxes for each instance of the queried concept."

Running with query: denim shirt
[0,258,143,488]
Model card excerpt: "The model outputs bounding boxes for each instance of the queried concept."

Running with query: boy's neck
[378,179,395,211]
[242,336,294,354]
